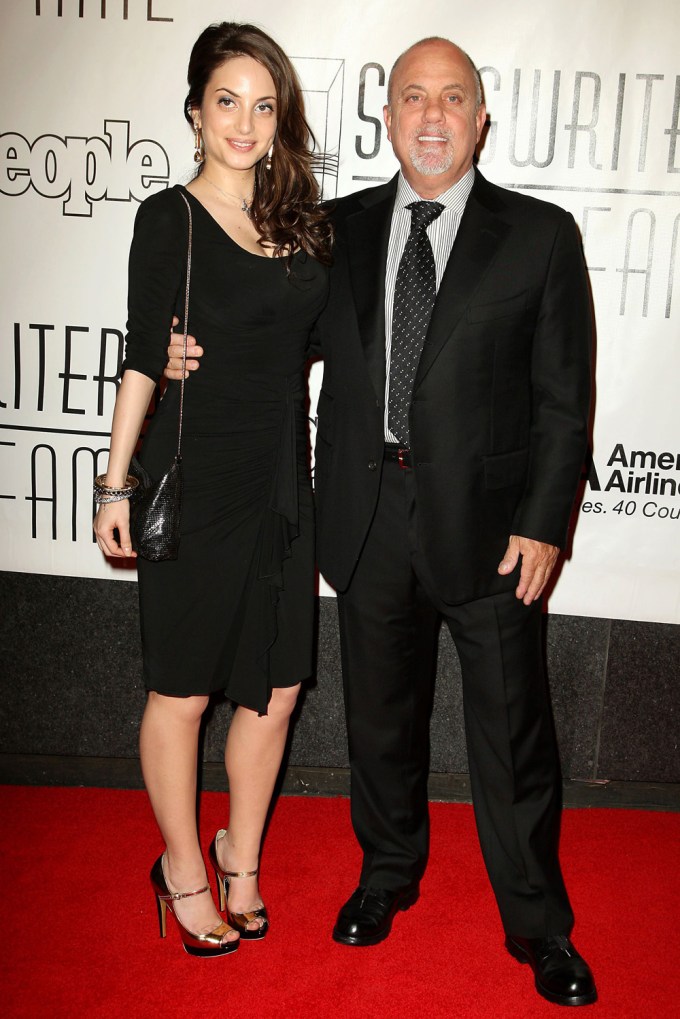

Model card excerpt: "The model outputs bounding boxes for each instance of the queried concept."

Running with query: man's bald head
[387,37,483,110]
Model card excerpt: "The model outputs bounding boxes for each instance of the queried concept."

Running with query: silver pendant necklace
[202,174,253,217]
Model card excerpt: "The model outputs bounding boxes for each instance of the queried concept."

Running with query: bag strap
[175,189,193,460]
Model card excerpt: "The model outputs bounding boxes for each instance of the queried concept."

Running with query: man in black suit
[167,36,596,1007]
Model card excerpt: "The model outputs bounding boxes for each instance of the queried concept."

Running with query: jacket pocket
[483,448,529,490]
[467,289,531,324]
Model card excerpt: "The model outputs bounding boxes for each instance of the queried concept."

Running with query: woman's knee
[268,683,301,721]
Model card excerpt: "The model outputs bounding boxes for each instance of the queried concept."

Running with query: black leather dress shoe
[332,885,419,946]
[506,934,597,1006]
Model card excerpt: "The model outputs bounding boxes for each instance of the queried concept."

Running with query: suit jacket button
[368,460,377,471]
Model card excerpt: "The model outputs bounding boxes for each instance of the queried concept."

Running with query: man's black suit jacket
[313,169,592,605]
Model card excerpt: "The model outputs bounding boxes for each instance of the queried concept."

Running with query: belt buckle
[397,447,410,469]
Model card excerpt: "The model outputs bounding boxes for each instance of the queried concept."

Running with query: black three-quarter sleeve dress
[123,185,328,714]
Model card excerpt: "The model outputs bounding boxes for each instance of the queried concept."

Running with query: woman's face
[194,55,277,174]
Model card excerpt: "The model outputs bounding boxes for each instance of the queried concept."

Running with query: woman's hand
[93,499,137,558]
[94,369,156,559]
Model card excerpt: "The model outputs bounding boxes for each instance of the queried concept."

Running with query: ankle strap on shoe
[158,884,210,902]
[224,869,258,878]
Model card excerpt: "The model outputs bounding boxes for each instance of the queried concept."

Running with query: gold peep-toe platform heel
[209,829,269,941]
[150,854,239,957]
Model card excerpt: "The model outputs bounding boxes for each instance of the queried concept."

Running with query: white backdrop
[1,0,678,623]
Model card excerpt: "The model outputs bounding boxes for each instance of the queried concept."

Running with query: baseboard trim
[1,754,678,810]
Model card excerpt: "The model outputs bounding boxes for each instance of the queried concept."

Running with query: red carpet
[1,786,677,1018]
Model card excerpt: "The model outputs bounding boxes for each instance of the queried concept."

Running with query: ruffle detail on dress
[253,377,302,713]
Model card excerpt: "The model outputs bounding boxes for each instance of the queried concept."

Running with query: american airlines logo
[581,442,680,521]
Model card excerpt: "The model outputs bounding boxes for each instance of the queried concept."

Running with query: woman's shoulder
[134,184,189,229]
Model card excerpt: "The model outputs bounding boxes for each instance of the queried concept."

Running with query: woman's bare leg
[218,684,301,928]
[140,690,238,943]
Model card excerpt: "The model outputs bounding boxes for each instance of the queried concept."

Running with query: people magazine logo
[583,443,680,521]
[0,120,169,217]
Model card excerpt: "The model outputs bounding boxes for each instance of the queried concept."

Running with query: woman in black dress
[94,23,331,957]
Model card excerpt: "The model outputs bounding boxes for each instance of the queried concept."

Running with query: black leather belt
[384,444,413,469]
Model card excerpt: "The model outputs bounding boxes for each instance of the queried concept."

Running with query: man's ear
[383,104,392,142]
[475,103,487,144]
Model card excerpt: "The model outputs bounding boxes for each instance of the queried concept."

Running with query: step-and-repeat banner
[1,0,678,622]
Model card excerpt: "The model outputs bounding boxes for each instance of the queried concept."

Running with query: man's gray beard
[408,140,454,176]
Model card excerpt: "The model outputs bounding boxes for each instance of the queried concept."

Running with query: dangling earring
[193,126,204,164]
[265,145,273,171]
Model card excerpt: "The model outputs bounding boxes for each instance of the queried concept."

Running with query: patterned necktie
[388,200,445,446]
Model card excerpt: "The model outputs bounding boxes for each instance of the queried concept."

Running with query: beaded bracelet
[93,473,139,505]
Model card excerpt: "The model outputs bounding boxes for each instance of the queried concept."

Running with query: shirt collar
[394,165,475,214]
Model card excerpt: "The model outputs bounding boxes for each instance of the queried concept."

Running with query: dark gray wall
[1,571,678,786]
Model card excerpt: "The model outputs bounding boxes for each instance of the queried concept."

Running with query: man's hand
[164,315,203,380]
[498,534,560,605]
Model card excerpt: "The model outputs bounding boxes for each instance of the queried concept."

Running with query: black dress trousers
[336,457,574,938]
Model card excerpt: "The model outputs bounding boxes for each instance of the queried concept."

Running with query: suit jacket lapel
[415,175,510,389]
[346,179,396,406]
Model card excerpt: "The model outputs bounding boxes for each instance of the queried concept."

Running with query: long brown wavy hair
[184,22,333,265]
